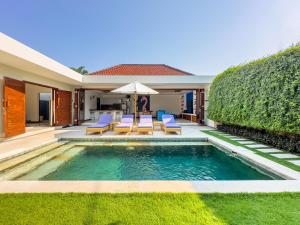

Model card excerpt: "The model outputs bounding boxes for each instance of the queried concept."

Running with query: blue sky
[1,0,300,75]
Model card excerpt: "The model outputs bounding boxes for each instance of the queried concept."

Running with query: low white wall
[25,83,51,122]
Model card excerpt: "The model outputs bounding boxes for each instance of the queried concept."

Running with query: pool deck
[0,124,300,193]
[0,124,209,162]
[0,180,300,193]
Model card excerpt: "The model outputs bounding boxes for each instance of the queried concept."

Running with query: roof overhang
[0,32,83,84]
[82,75,215,89]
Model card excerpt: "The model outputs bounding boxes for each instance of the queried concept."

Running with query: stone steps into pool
[17,146,86,180]
[0,142,72,180]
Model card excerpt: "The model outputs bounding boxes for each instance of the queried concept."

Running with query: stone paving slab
[237,141,256,145]
[230,138,249,141]
[256,148,283,153]
[270,153,300,159]
[246,144,269,148]
[288,160,300,166]
[226,136,240,139]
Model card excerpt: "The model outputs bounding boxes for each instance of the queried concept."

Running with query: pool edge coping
[0,180,300,193]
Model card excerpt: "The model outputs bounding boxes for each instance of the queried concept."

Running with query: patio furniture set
[86,114,181,135]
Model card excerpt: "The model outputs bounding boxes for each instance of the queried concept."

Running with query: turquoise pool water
[41,144,274,180]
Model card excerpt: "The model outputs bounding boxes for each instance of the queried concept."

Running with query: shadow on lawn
[199,193,300,225]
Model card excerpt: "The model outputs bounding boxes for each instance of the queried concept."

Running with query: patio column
[73,89,79,125]
[195,89,205,124]
[199,89,205,124]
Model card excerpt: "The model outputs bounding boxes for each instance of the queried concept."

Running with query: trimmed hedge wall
[208,45,300,136]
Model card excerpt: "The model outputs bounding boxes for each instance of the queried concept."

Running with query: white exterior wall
[150,94,181,116]
[100,94,124,105]
[84,91,102,120]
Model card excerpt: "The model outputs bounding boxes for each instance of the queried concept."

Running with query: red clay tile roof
[89,64,193,75]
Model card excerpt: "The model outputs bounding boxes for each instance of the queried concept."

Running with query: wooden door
[73,89,79,125]
[54,90,72,126]
[3,77,25,137]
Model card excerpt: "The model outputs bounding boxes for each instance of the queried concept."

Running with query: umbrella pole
[134,93,137,124]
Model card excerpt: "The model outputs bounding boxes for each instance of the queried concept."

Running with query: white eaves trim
[0,32,83,83]
[83,75,215,85]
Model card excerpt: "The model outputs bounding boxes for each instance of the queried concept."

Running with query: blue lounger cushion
[115,115,134,128]
[116,123,132,128]
[137,123,153,128]
[87,114,112,129]
[138,115,153,128]
[88,123,109,128]
[165,123,181,128]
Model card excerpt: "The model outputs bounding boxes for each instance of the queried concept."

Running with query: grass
[0,193,300,225]
[202,130,300,172]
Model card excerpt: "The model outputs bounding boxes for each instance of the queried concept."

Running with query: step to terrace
[0,141,71,180]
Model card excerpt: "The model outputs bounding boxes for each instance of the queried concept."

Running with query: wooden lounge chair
[161,114,182,134]
[86,114,112,134]
[137,115,153,135]
[114,115,134,134]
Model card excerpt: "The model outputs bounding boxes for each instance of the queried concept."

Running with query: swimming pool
[17,142,278,180]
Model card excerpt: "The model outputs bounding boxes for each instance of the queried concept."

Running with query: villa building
[0,32,215,138]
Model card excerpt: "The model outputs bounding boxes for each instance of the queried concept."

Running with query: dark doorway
[39,93,51,123]
[97,97,101,110]
[186,92,193,113]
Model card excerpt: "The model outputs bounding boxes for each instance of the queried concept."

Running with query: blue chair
[156,110,165,121]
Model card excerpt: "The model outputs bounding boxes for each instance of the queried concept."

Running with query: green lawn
[0,193,300,225]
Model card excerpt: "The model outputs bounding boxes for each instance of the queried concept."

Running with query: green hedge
[208,45,300,135]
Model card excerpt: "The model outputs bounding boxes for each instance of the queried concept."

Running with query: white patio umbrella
[111,81,159,123]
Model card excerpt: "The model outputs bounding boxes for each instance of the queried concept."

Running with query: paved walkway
[206,130,300,173]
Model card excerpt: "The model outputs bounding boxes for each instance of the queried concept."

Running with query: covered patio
[73,64,214,127]
[76,88,204,124]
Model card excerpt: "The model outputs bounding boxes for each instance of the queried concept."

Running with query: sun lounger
[114,115,134,134]
[86,114,112,134]
[162,114,181,134]
[137,115,153,134]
